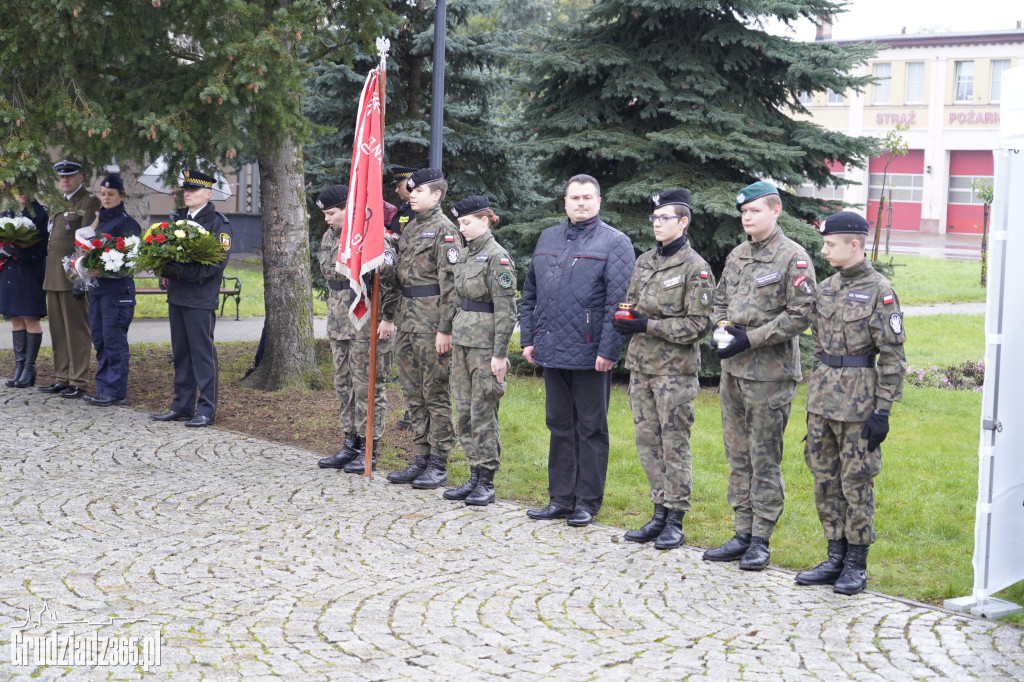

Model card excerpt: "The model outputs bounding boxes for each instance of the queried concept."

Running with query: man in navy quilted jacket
[520,174,635,527]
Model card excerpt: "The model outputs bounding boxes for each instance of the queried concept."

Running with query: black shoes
[318,434,362,469]
[654,511,685,550]
[343,439,378,474]
[702,532,753,562]
[443,467,480,500]
[624,504,667,543]
[739,536,771,571]
[411,456,448,489]
[526,504,571,521]
[464,468,495,506]
[833,544,869,595]
[387,455,429,484]
[796,539,849,586]
[151,410,193,422]
[567,508,593,527]
[38,382,68,394]
[60,386,85,399]
[186,415,214,428]
[85,393,126,407]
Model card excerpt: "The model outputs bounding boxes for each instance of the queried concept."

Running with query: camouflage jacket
[394,204,460,335]
[319,225,398,345]
[623,239,715,376]
[452,231,518,358]
[43,186,101,291]
[713,226,816,381]
[807,258,906,421]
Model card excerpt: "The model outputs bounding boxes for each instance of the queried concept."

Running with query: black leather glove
[71,280,87,300]
[161,262,184,277]
[861,410,890,451]
[612,311,648,335]
[714,326,750,359]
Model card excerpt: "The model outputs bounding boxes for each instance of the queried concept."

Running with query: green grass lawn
[904,314,985,368]
[885,254,987,306]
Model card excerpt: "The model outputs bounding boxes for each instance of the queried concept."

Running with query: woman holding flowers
[83,174,141,407]
[0,184,49,388]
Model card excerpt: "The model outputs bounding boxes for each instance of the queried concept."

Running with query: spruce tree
[508,0,879,272]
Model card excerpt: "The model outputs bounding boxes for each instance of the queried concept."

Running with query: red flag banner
[336,68,386,328]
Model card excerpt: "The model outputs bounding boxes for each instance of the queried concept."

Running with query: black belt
[461,300,494,313]
[403,285,441,297]
[326,279,350,291]
[820,352,876,368]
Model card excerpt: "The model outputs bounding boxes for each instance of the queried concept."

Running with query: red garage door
[946,150,994,235]
[867,150,924,232]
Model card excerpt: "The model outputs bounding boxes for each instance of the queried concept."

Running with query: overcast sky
[766,0,1022,41]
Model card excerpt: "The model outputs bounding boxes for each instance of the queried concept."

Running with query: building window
[795,174,845,201]
[797,91,813,105]
[954,61,974,103]
[873,63,891,105]
[905,62,925,104]
[869,173,923,203]
[949,175,994,205]
[991,60,1011,103]
[828,88,845,105]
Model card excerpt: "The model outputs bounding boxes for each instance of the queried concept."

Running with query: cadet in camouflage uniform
[613,189,715,550]
[314,184,399,474]
[441,196,518,507]
[795,211,905,596]
[705,181,816,571]
[387,168,460,490]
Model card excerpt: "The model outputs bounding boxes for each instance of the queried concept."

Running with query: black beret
[406,168,444,190]
[182,169,216,189]
[390,165,418,183]
[651,189,690,210]
[54,159,83,176]
[819,211,869,236]
[100,174,124,192]
[451,195,489,218]
[316,184,349,210]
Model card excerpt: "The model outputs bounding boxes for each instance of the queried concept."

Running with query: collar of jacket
[566,215,600,238]
[98,202,126,223]
[746,225,783,261]
[657,233,688,259]
[840,257,872,279]
[466,230,493,255]
[416,203,442,223]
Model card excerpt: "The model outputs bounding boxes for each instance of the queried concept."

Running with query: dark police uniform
[387,165,417,238]
[87,175,141,405]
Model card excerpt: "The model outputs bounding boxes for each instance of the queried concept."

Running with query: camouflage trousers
[451,345,505,471]
[330,337,392,440]
[719,372,796,538]
[628,372,699,512]
[803,412,882,546]
[395,330,455,459]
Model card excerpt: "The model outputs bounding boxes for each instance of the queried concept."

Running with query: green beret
[735,181,779,211]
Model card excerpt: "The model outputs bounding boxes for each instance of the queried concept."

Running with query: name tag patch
[847,290,871,303]
[662,275,683,289]
[755,271,781,287]
[475,254,490,262]
[421,231,436,239]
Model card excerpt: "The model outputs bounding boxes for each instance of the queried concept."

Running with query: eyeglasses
[648,215,680,225]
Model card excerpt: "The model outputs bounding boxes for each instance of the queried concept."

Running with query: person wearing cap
[314,184,400,473]
[442,195,518,506]
[0,182,49,388]
[387,165,417,238]
[387,168,460,489]
[612,189,715,549]
[704,180,816,571]
[796,211,905,595]
[38,159,100,399]
[520,174,635,528]
[82,174,141,407]
[151,169,232,427]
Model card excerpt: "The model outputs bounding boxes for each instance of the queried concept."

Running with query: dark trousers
[543,367,612,514]
[168,303,218,418]
[88,291,134,399]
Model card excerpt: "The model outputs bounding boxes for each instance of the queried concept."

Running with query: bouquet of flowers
[0,215,42,248]
[62,227,141,289]
[135,219,226,274]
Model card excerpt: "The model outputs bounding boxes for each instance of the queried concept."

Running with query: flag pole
[365,37,391,480]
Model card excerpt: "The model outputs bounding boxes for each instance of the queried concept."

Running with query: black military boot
[397,410,412,430]
[317,434,361,469]
[411,456,448,489]
[465,468,495,506]
[6,330,26,387]
[833,544,869,595]
[623,504,667,543]
[13,332,41,388]
[739,536,771,571]
[702,532,752,562]
[443,467,479,500]
[654,510,686,550]
[344,438,378,474]
[387,455,429,484]
[795,538,848,586]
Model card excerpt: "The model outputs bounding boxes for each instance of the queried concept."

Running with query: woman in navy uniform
[84,174,141,407]
[1,185,49,388]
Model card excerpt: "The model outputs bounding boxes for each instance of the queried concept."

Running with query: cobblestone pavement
[1,389,1021,681]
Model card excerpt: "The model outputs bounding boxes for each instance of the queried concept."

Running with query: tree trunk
[241,134,317,390]
[120,156,151,227]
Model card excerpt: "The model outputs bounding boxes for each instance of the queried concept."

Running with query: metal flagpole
[364,37,391,480]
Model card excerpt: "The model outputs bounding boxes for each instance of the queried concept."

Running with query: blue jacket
[520,216,635,370]
[92,203,141,297]
[0,200,49,318]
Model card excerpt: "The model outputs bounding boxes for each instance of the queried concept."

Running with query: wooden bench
[134,271,242,320]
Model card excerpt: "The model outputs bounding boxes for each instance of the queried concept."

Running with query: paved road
[0,389,1021,680]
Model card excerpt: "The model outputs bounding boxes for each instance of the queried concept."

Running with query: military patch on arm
[697,288,712,309]
[446,246,459,264]
[497,272,514,289]
[889,313,903,335]
[220,233,231,250]
[383,251,395,265]
[794,275,813,295]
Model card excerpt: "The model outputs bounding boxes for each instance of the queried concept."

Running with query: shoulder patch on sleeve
[446,247,459,264]
[889,313,903,334]
[220,233,231,250]
[499,257,510,265]
[794,275,807,288]
[497,272,514,289]
[796,260,808,269]
[883,293,894,305]
[383,251,395,266]
[444,234,455,242]
[700,269,709,279]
